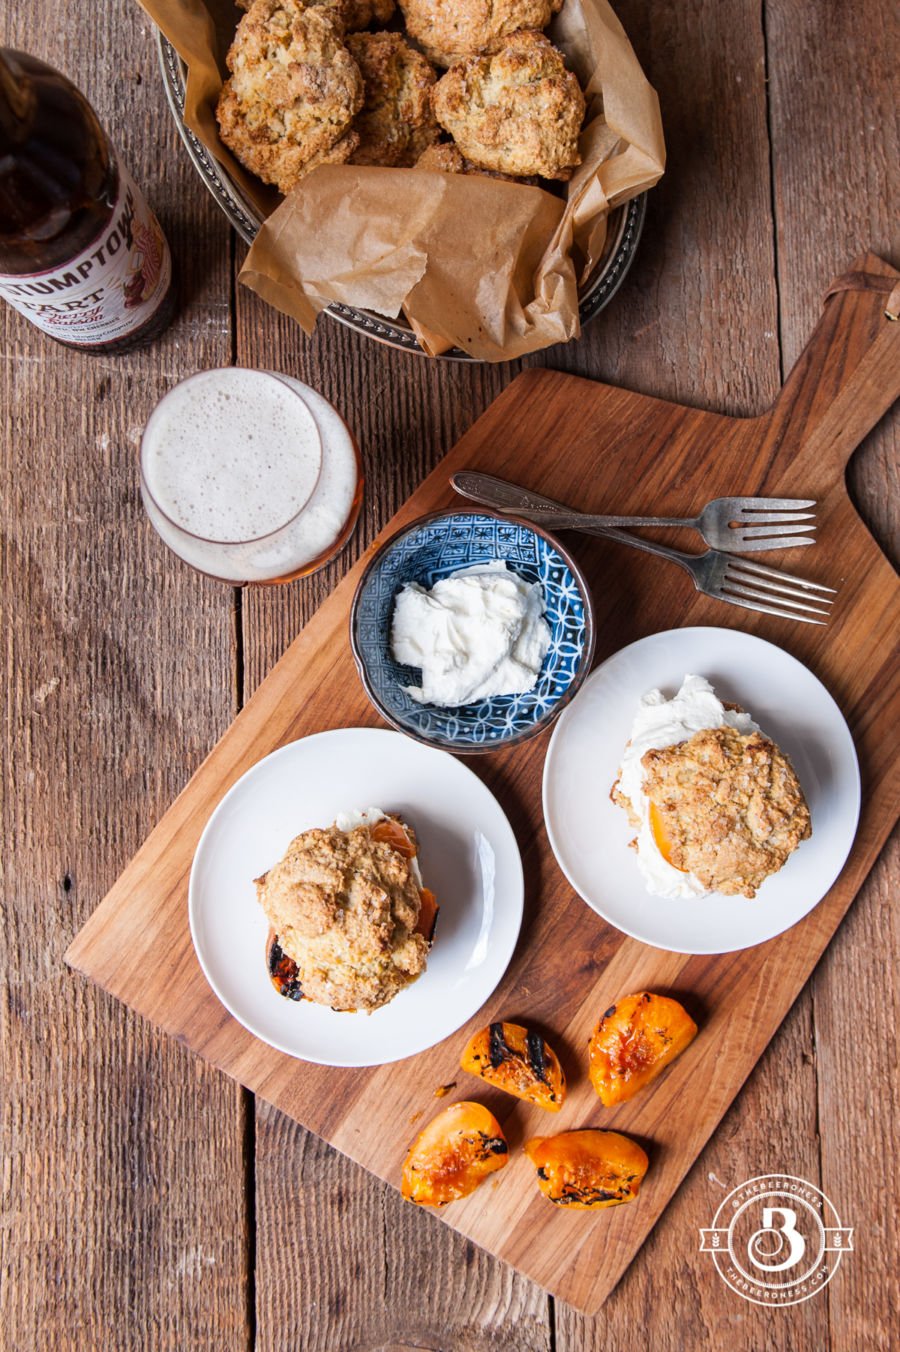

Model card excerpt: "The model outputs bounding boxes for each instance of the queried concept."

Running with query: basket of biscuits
[149,0,665,357]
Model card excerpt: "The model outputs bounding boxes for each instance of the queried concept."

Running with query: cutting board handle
[770,254,900,477]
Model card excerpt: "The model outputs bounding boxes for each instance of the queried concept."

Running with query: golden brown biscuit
[235,0,341,28]
[415,140,539,184]
[235,0,394,29]
[217,0,364,194]
[347,32,439,167]
[640,726,812,898]
[432,31,584,180]
[399,0,563,67]
[611,701,745,826]
[255,817,431,1012]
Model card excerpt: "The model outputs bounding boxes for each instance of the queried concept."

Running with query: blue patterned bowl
[350,510,596,753]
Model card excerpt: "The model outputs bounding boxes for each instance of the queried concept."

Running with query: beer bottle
[0,48,176,353]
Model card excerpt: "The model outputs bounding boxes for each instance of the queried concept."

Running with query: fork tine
[737,522,817,537]
[725,566,835,606]
[733,510,817,524]
[726,497,817,511]
[722,579,833,616]
[732,535,818,551]
[728,557,838,593]
[714,592,827,625]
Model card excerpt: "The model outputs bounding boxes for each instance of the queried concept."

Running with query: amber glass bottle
[0,48,176,353]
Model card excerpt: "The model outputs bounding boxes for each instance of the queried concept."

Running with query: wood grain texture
[0,9,250,1350]
[764,5,900,1350]
[2,0,897,1344]
[234,0,795,1340]
[66,267,899,1316]
[548,2,825,1339]
[235,263,541,1352]
[253,1103,551,1352]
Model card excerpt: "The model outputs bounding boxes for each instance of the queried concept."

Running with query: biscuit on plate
[256,814,434,1013]
[347,32,439,167]
[640,726,812,898]
[399,0,563,67]
[217,0,364,194]
[235,0,396,31]
[432,31,584,180]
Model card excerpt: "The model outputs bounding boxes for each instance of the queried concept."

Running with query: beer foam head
[141,368,323,542]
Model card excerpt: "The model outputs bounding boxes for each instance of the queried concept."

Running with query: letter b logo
[748,1206,806,1272]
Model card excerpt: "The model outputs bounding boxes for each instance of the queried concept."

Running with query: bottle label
[0,146,171,346]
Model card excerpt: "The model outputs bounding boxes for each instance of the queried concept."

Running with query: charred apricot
[524,1130,648,1210]
[460,1022,566,1111]
[588,991,698,1106]
[401,1101,508,1206]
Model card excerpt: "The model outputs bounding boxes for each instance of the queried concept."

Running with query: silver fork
[452,472,816,551]
[452,472,836,625]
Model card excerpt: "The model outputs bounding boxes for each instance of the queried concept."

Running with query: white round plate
[543,628,860,954]
[189,728,523,1065]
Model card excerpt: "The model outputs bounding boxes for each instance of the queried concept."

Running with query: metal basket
[158,32,647,360]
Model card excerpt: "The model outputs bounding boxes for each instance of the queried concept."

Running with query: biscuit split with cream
[612,675,812,899]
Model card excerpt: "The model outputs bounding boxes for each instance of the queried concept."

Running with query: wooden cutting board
[66,252,900,1315]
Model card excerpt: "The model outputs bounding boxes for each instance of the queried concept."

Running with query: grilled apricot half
[370,817,417,858]
[588,991,698,1107]
[524,1130,648,1210]
[460,1021,566,1111]
[401,1101,508,1206]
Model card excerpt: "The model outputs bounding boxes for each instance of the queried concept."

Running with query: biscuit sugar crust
[641,726,812,898]
[217,0,364,194]
[255,820,430,1012]
[236,0,396,33]
[347,31,439,167]
[400,0,563,67]
[432,30,584,180]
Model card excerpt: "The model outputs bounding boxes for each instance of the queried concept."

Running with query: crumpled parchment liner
[139,0,664,358]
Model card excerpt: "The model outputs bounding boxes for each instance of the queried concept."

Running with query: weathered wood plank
[765,2,900,1348]
[0,7,249,1349]
[254,1103,551,1352]
[229,0,894,1342]
[550,0,781,413]
[4,0,895,1344]
[546,0,828,1343]
[236,286,549,1352]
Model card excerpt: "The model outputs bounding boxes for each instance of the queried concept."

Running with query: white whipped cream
[618,675,759,899]
[335,806,387,832]
[335,806,423,887]
[390,561,551,707]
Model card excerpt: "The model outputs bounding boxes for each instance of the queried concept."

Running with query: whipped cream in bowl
[390,561,551,707]
[615,674,760,899]
[349,509,596,753]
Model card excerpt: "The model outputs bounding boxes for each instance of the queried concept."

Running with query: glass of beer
[140,368,363,584]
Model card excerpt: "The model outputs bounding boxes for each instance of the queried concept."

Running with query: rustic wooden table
[1,2,897,1349]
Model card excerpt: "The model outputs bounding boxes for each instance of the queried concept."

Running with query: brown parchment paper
[139,0,664,359]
